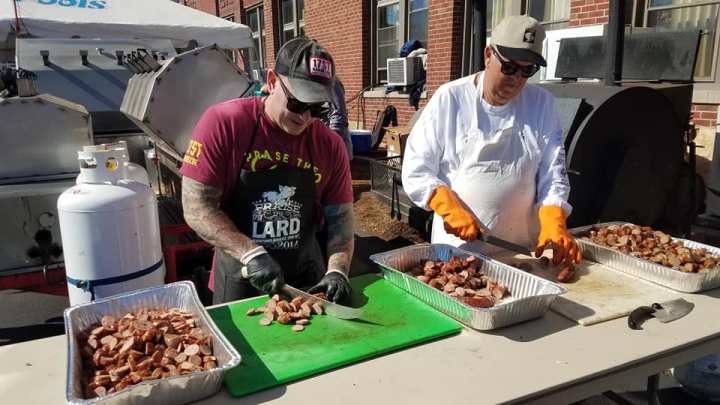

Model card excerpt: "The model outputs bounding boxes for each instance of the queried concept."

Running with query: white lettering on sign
[16,0,108,9]
[252,219,301,239]
[309,57,332,79]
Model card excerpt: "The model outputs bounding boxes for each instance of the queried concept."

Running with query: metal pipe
[12,0,21,34]
[473,0,487,72]
[604,0,625,85]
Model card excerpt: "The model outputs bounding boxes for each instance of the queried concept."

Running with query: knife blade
[281,284,363,320]
[480,234,533,256]
[468,213,532,256]
[627,298,694,330]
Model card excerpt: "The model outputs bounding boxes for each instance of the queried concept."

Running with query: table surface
[3,272,720,405]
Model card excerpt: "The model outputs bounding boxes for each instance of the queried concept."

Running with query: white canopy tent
[1,0,253,49]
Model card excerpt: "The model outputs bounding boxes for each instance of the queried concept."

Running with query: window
[246,5,266,71]
[280,0,305,45]
[409,0,429,45]
[462,0,521,75]
[645,0,720,80]
[223,14,235,22]
[374,0,429,84]
[525,0,570,30]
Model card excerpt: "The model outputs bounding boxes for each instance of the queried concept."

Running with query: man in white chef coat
[401,15,582,265]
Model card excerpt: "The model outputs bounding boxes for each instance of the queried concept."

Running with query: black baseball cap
[274,37,335,104]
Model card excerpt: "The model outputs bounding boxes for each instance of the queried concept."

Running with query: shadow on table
[0,318,65,346]
[482,310,576,343]
[698,287,720,300]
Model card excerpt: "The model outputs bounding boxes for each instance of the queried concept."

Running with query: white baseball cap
[489,15,547,67]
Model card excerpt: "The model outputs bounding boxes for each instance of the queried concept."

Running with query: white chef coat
[401,72,571,252]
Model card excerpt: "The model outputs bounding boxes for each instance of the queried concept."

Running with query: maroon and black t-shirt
[180,97,353,222]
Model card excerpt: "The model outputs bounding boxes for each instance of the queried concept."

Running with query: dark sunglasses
[491,47,540,78]
[276,78,328,117]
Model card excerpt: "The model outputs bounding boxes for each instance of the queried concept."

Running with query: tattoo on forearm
[181,177,256,261]
[324,203,355,275]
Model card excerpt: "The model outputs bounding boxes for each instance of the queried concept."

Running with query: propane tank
[76,141,150,186]
[59,146,165,306]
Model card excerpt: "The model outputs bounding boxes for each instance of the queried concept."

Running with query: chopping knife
[468,213,533,256]
[281,284,363,320]
[479,233,533,256]
[627,298,694,330]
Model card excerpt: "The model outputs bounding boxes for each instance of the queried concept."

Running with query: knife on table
[627,298,694,330]
[281,284,364,320]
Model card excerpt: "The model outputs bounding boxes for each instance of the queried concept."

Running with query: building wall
[303,0,369,103]
[570,0,717,132]
[182,0,465,129]
[569,0,609,27]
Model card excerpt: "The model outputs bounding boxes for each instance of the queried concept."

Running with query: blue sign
[15,0,108,9]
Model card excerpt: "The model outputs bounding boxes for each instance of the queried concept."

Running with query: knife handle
[628,305,656,330]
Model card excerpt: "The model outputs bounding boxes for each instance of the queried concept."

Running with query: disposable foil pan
[64,281,241,405]
[572,222,720,293]
[369,244,567,330]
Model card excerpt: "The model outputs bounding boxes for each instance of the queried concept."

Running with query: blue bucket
[350,130,372,154]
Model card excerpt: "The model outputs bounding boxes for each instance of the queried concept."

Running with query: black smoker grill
[536,0,701,235]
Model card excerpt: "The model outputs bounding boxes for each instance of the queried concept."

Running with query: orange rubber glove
[535,205,582,265]
[428,186,481,241]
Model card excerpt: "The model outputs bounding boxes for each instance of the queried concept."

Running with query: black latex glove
[244,253,284,294]
[308,272,351,304]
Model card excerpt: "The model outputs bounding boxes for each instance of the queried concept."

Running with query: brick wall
[304,0,370,102]
[425,0,465,100]
[262,0,280,68]
[569,0,609,27]
[692,104,718,129]
[183,0,218,15]
[182,0,465,128]
[356,0,464,127]
[218,0,240,19]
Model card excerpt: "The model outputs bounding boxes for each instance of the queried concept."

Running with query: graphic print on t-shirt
[251,185,302,250]
[246,148,322,183]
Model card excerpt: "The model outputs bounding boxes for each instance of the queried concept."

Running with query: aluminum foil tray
[369,244,567,330]
[64,281,241,405]
[572,222,720,293]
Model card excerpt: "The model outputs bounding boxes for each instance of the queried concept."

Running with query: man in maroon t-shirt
[180,38,354,305]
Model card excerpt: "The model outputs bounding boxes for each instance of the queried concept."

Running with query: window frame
[371,0,429,87]
[278,0,305,46]
[245,4,266,71]
[522,0,570,30]
[643,0,720,81]
[461,0,522,76]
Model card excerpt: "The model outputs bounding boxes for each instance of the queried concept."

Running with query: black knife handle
[628,305,656,330]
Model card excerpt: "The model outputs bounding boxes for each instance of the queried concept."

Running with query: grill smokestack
[604,0,625,85]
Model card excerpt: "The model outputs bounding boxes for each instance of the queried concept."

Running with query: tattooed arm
[323,203,355,276]
[181,176,257,262]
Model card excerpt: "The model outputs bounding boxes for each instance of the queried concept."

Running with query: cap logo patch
[523,29,536,43]
[309,57,332,79]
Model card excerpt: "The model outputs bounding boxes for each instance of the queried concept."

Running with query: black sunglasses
[491,47,540,78]
[276,78,328,117]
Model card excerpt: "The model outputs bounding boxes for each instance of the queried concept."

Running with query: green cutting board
[209,274,461,397]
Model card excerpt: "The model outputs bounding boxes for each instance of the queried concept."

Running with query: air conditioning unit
[386,56,423,86]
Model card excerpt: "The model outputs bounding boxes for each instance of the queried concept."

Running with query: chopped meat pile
[586,224,720,273]
[409,255,509,308]
[246,293,326,332]
[79,308,215,399]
